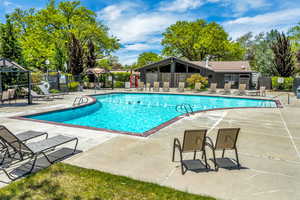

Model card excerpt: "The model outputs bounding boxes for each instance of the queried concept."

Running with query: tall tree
[69,33,84,75]
[288,22,300,50]
[0,15,22,62]
[7,0,120,71]
[270,32,295,77]
[136,52,162,67]
[237,30,279,76]
[161,19,244,61]
[86,39,96,69]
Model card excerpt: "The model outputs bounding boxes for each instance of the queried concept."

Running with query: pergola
[0,58,32,104]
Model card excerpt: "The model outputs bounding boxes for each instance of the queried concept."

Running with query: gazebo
[85,67,114,90]
[0,58,32,104]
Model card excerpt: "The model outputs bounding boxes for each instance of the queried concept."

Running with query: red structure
[130,73,140,88]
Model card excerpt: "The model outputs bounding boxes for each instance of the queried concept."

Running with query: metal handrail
[175,103,194,116]
[73,96,88,106]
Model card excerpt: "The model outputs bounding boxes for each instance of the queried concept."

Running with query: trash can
[297,87,300,99]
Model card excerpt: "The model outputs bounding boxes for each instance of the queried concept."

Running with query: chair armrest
[205,136,214,148]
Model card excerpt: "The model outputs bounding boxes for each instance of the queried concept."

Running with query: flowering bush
[187,74,208,89]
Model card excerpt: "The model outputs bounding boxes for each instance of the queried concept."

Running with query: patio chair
[194,82,202,92]
[22,88,53,101]
[177,82,185,92]
[38,85,65,98]
[172,129,209,175]
[137,82,144,91]
[146,83,151,91]
[153,82,160,92]
[0,125,78,180]
[1,91,10,104]
[247,86,266,96]
[260,86,266,97]
[208,83,217,93]
[206,128,240,171]
[222,83,232,95]
[238,84,246,95]
[163,82,170,92]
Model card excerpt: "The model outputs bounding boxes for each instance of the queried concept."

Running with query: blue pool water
[26,93,277,134]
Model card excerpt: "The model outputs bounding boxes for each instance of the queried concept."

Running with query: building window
[224,74,239,86]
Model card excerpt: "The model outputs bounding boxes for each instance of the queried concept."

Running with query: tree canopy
[136,52,163,67]
[5,0,120,72]
[161,19,244,61]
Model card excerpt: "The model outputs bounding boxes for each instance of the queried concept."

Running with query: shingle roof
[190,61,252,73]
[136,57,254,73]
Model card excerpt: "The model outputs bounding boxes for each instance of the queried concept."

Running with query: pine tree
[0,15,22,62]
[270,32,295,77]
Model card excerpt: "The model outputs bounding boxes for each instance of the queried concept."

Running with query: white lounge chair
[163,82,170,92]
[209,83,217,93]
[177,82,185,92]
[153,82,160,92]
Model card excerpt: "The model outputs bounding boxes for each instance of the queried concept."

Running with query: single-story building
[136,57,254,88]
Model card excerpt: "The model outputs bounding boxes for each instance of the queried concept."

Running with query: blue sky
[0,0,300,65]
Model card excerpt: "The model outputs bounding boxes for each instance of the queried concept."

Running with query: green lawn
[0,163,215,200]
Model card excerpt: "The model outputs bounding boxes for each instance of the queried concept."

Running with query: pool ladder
[176,104,194,116]
[73,96,89,106]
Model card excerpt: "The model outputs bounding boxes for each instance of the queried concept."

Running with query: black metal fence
[293,77,300,94]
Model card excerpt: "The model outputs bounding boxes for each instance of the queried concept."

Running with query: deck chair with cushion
[222,83,232,95]
[177,82,185,92]
[238,84,246,95]
[153,82,160,92]
[206,128,240,171]
[38,85,65,98]
[0,125,78,180]
[172,129,209,174]
[163,82,170,92]
[208,83,217,93]
[137,82,144,91]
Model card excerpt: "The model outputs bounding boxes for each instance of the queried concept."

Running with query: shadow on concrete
[0,148,82,182]
[181,159,215,173]
[211,157,248,170]
[0,102,40,108]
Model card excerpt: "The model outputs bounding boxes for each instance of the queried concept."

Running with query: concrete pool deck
[0,89,299,200]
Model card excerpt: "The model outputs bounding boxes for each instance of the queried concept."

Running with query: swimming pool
[22,93,278,136]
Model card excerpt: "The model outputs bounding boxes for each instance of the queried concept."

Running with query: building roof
[0,58,28,72]
[189,61,252,73]
[136,57,253,73]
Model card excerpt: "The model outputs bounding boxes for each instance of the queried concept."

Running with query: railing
[73,96,89,106]
[176,103,194,116]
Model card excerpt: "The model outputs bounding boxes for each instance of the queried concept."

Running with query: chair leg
[212,149,217,171]
[172,143,176,162]
[203,150,208,169]
[234,148,240,168]
[222,149,225,158]
[193,150,196,160]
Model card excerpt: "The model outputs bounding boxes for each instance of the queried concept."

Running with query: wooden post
[170,60,176,88]
[0,72,2,92]
[27,71,32,104]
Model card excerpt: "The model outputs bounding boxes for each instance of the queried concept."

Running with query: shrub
[271,76,294,91]
[186,74,208,89]
[114,81,124,88]
[50,89,60,93]
[31,72,44,84]
[68,81,80,91]
[112,72,131,82]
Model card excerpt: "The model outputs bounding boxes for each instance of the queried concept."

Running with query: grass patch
[0,163,215,200]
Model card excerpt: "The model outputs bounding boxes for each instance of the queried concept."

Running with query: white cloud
[125,43,153,51]
[98,2,139,21]
[230,0,269,15]
[159,0,204,12]
[223,8,300,39]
